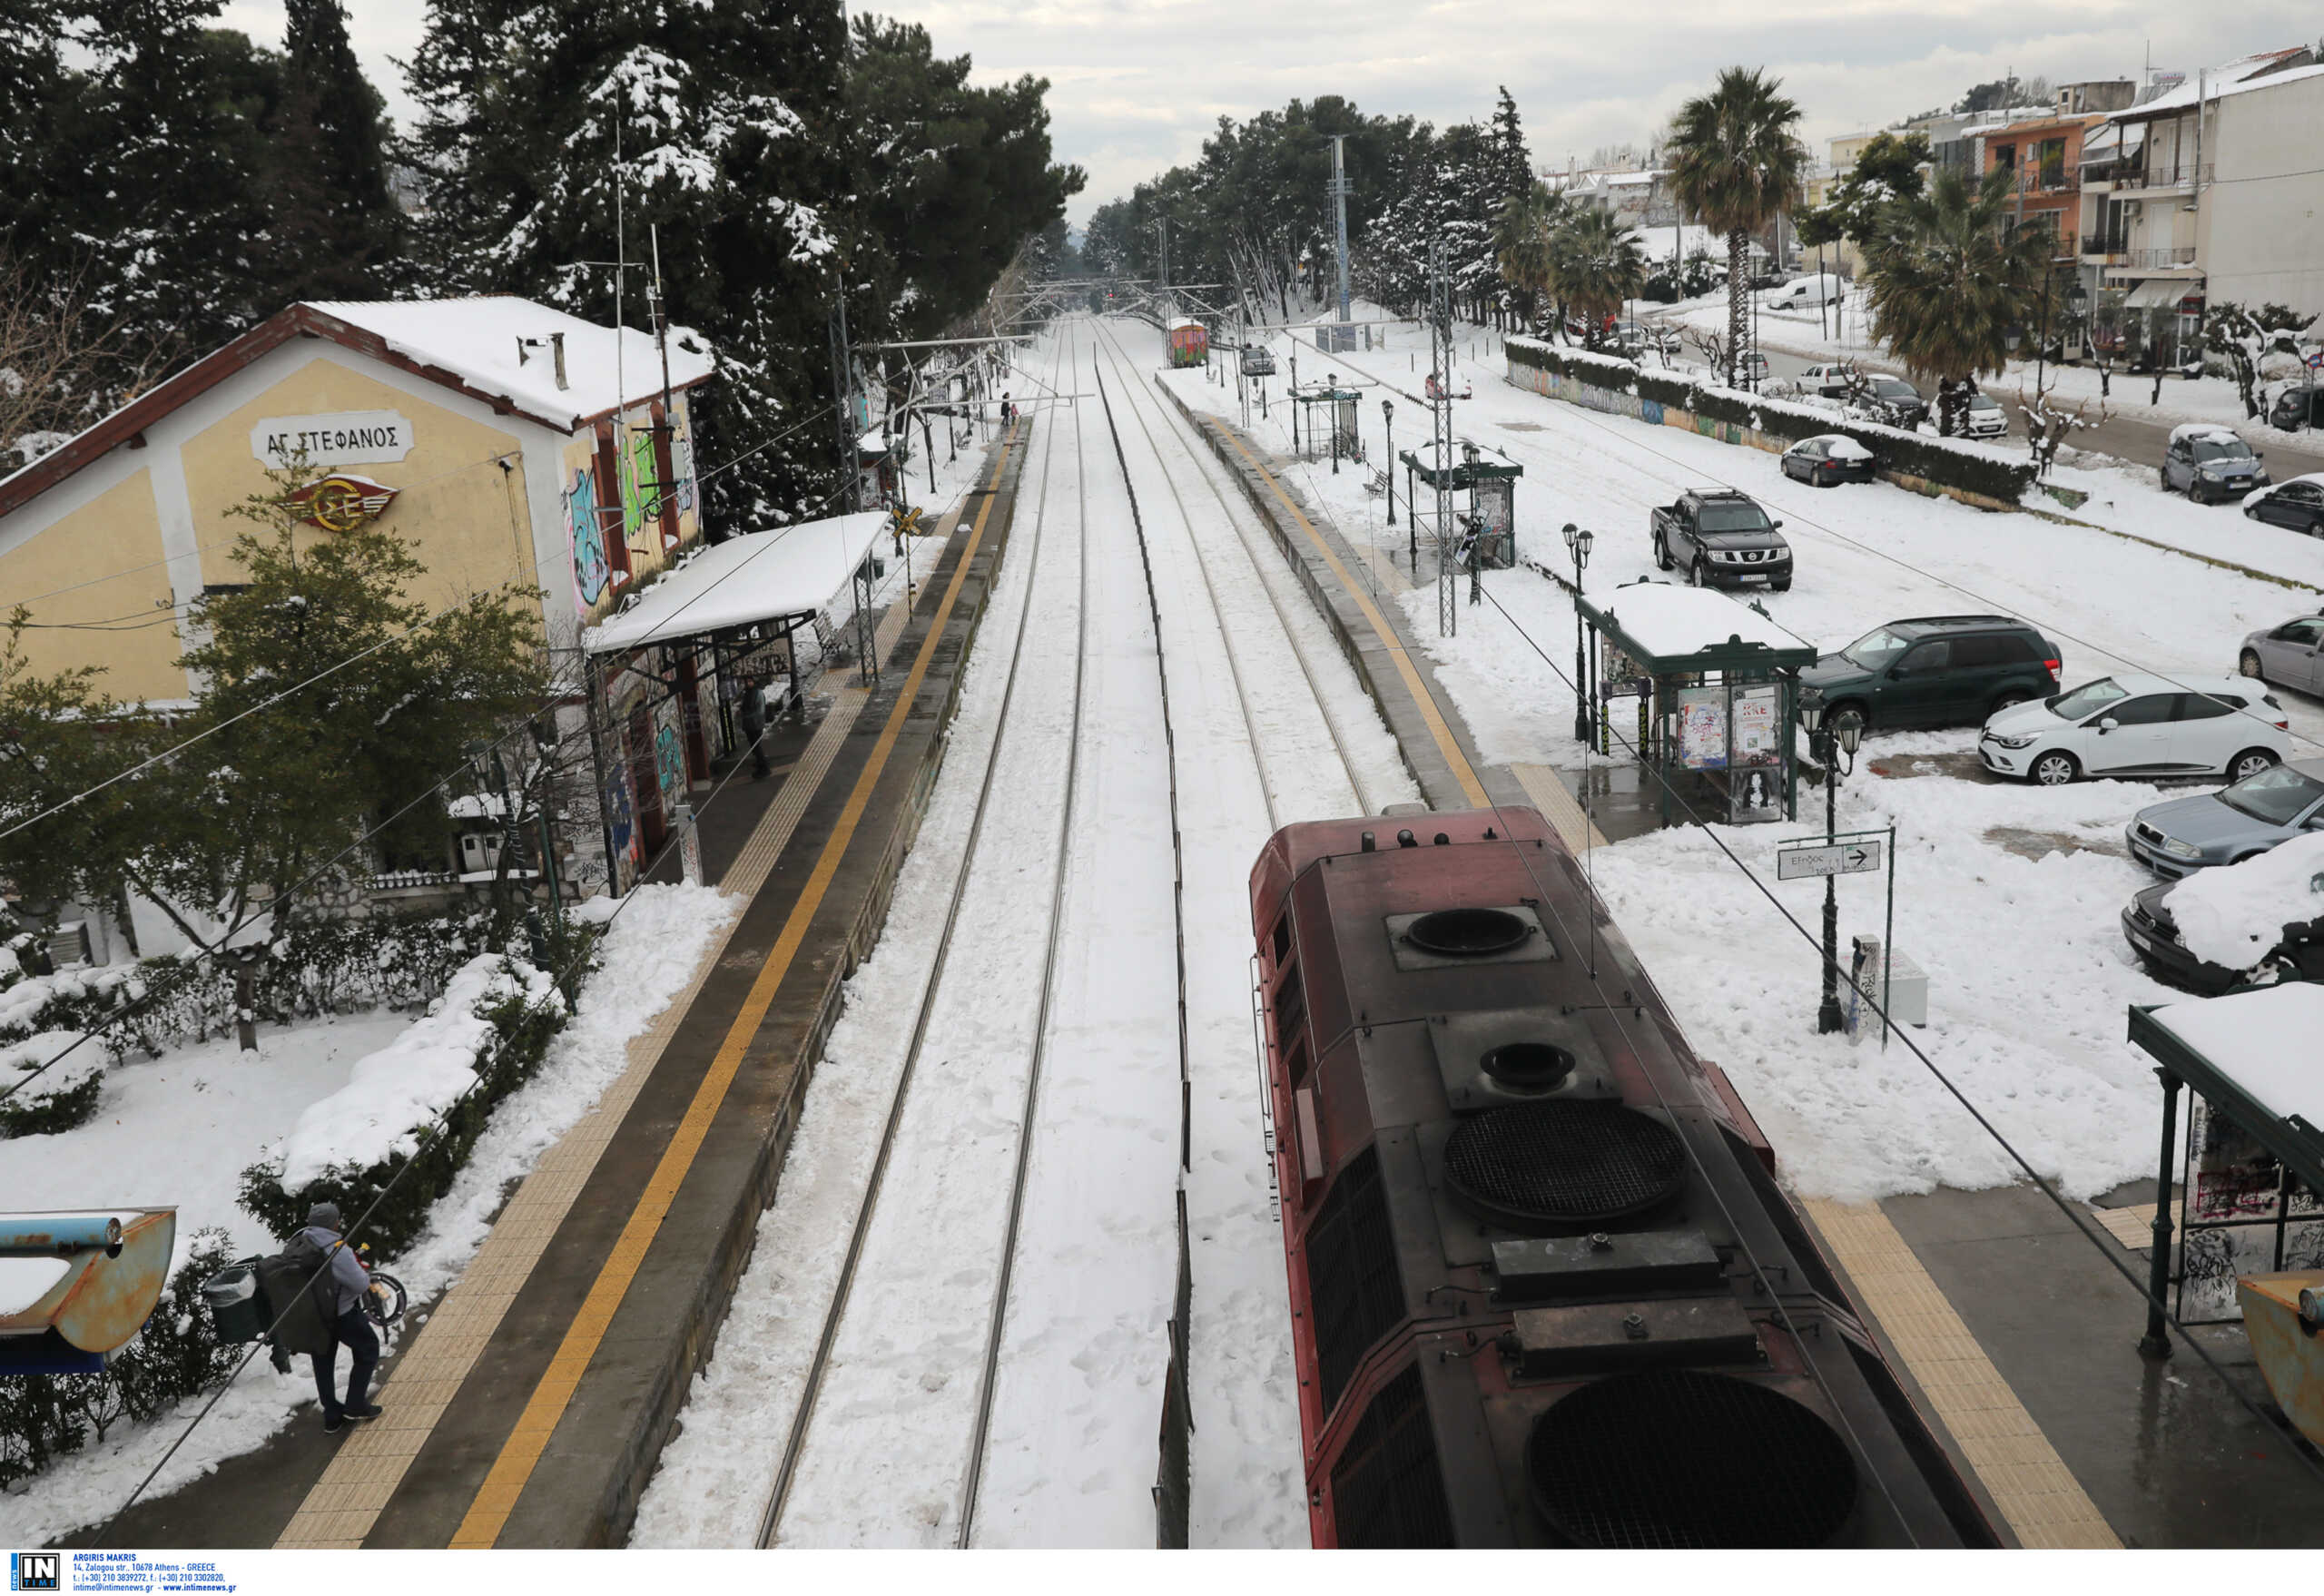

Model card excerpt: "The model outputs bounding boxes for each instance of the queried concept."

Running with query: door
[1882,639,1955,726]
[2260,481,2324,532]
[1943,634,2014,721]
[2163,438,2191,494]
[2083,693,2179,773]
[2168,691,2251,772]
[2257,618,2321,688]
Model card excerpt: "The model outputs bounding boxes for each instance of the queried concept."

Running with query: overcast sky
[249,1,2319,226]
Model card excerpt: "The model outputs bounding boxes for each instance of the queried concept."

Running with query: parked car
[1962,392,2009,438]
[1859,376,1927,429]
[2162,424,2270,503]
[2240,611,2324,692]
[1978,672,2290,786]
[1611,320,1648,355]
[1779,433,1877,488]
[2240,474,2324,537]
[1798,616,2059,734]
[1736,351,1770,389]
[2121,832,2324,992]
[2126,756,2324,878]
[1763,272,1846,310]
[1649,488,1791,591]
[2268,382,2324,432]
[1797,361,1861,399]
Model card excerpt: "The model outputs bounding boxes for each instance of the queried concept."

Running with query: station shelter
[580,509,891,892]
[1575,580,1817,826]
[1398,440,1522,569]
[1292,379,1363,462]
[2127,982,2324,1414]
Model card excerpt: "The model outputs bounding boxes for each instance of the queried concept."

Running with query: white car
[1977,672,2291,786]
[1797,361,1861,398]
[1763,272,1846,310]
[1962,392,2008,438]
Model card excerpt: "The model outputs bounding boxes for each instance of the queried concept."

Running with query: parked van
[1763,272,1846,311]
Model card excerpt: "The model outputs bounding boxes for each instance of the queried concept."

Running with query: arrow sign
[1777,839,1884,880]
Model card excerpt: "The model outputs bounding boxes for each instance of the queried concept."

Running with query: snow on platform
[582,511,889,654]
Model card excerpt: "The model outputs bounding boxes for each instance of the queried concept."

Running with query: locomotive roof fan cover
[1443,1099,1689,1232]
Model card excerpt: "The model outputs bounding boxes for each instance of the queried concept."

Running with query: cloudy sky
[246,1,2319,224]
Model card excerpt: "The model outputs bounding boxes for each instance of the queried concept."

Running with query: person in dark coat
[296,1203,384,1434]
[738,677,770,780]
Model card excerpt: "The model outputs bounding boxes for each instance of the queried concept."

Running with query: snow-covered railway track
[753,324,1098,1548]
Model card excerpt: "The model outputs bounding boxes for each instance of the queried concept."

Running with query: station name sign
[250,409,416,468]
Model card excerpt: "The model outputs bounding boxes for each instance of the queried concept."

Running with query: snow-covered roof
[2112,57,2324,120]
[1168,316,1203,332]
[2141,980,2324,1129]
[2170,423,2249,445]
[1586,581,1817,663]
[306,298,713,432]
[582,510,889,654]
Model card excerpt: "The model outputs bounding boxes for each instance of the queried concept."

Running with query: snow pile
[271,954,560,1190]
[1,1030,103,1096]
[0,962,134,1039]
[2167,832,2324,970]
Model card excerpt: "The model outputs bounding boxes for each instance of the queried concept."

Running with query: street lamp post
[1807,704,1864,1034]
[1329,373,1340,475]
[1383,399,1395,527]
[1562,522,1594,744]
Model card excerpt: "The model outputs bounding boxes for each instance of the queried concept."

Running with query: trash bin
[201,1257,270,1344]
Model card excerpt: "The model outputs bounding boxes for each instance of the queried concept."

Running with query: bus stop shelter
[1576,580,1817,825]
[2126,981,2324,1358]
[1400,441,1522,569]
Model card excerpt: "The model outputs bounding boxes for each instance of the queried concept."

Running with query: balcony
[2121,246,2200,271]
[2115,163,2211,193]
[2081,236,2128,262]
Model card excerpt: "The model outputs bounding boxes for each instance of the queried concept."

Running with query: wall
[561,392,702,631]
[2202,73,2324,318]
[0,468,182,701]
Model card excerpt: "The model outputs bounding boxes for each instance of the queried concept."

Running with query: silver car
[2126,755,2324,878]
[2240,611,2324,695]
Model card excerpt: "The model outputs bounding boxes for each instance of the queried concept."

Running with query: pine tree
[258,0,402,304]
[1490,87,1531,211]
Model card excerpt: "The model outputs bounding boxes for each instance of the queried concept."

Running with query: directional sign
[1777,838,1884,880]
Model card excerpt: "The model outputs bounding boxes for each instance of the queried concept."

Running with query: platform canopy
[1579,581,1817,674]
[582,509,889,655]
[2131,980,2324,1192]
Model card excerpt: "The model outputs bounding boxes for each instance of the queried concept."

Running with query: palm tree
[1861,166,2049,434]
[1493,181,1565,334]
[1548,208,1648,348]
[1664,66,1808,386]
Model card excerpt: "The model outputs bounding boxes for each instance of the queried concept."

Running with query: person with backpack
[737,675,770,781]
[294,1203,385,1434]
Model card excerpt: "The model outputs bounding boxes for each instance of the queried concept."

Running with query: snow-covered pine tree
[406,0,852,527]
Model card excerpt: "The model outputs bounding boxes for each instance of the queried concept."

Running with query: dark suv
[1797,616,2061,734]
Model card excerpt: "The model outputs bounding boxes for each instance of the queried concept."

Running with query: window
[2191,438,2254,464]
[594,423,635,579]
[1896,640,1950,674]
[2105,695,2177,725]
[1843,626,1912,670]
[1950,635,2012,668]
[1696,498,1772,532]
[2284,485,2324,507]
[2052,677,2126,718]
[2274,620,2324,645]
[2175,693,2237,721]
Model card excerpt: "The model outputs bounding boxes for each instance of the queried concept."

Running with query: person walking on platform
[1000,393,1016,427]
[295,1203,384,1434]
[739,677,770,781]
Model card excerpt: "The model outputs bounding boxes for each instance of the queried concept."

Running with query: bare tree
[0,252,175,468]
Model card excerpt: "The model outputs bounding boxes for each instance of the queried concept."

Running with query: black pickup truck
[1650,489,1793,592]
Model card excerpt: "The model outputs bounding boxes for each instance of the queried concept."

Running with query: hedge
[237,919,596,1259]
[1504,336,2038,507]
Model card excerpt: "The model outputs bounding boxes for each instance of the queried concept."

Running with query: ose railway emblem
[282,474,400,533]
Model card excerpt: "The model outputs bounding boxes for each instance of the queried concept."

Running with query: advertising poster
[1674,685,1728,770]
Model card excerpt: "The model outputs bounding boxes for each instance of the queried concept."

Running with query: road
[1640,306,2324,481]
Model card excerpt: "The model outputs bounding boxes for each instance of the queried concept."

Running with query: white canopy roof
[2142,981,2324,1129]
[582,511,889,655]
[1590,581,1816,660]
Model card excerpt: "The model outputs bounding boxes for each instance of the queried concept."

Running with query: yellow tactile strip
[1506,763,1609,852]
[2088,1204,2154,1251]
[1804,1198,2121,1549]
[273,466,990,1551]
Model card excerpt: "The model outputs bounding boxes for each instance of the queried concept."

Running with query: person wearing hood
[296,1203,385,1434]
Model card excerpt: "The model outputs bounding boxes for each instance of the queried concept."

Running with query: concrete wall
[2202,73,2324,317]
[0,467,181,696]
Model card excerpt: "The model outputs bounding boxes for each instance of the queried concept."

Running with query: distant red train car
[1247,806,1996,1549]
[1167,316,1208,369]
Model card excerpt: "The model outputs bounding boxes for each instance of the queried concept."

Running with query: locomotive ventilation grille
[1403,907,1530,956]
[1525,1368,1860,1548]
[1478,1041,1576,1092]
[1443,1100,1687,1231]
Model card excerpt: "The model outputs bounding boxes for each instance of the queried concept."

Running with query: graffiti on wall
[568,466,608,615]
[670,399,696,517]
[653,696,686,813]
[604,766,637,873]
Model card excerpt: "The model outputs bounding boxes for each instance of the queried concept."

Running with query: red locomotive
[1248,805,1997,1548]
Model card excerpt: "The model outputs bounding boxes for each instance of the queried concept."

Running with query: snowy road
[632,317,1417,1548]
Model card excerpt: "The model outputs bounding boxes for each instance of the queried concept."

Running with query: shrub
[0,1048,104,1138]
[1504,334,2035,505]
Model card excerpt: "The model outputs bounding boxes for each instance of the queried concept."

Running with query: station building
[0,296,724,957]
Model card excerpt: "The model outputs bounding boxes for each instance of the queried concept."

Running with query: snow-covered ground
[1175,302,2324,1210]
[634,317,1418,1549]
[0,882,734,1545]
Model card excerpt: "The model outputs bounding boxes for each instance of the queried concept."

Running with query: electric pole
[1430,237,1457,639]
[1330,135,1354,335]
